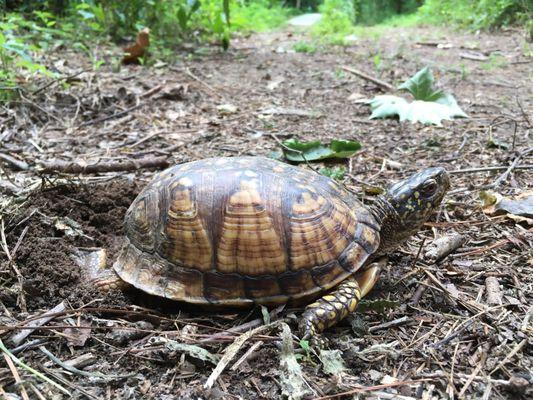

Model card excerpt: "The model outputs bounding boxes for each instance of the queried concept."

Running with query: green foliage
[354,0,421,26]
[0,13,56,101]
[282,138,361,162]
[230,0,291,32]
[419,0,531,30]
[293,41,317,53]
[312,0,355,43]
[397,66,444,101]
[319,166,346,180]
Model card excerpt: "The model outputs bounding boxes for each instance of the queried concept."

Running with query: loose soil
[0,24,531,399]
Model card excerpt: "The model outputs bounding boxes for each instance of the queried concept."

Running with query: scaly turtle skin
[92,156,450,339]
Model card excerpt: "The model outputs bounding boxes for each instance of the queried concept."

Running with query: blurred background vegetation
[0,0,531,98]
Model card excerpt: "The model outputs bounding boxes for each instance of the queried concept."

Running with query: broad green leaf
[368,95,408,119]
[177,7,188,32]
[282,138,361,162]
[367,94,467,126]
[398,66,444,101]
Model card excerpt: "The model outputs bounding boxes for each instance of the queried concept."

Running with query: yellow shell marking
[164,182,212,271]
[217,180,286,275]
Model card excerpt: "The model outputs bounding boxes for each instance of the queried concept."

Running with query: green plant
[0,14,55,101]
[481,54,508,70]
[312,0,355,44]
[419,0,530,30]
[367,66,468,126]
[293,41,317,53]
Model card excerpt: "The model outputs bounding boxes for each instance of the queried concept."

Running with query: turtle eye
[420,179,438,197]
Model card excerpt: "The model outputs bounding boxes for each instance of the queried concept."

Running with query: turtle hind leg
[298,258,385,340]
[72,248,130,292]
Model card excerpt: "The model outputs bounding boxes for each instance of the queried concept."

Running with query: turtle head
[375,167,450,254]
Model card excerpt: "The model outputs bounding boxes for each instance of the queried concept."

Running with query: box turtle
[91,156,449,339]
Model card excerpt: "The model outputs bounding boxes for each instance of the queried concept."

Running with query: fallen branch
[368,316,409,333]
[425,234,467,263]
[485,277,503,306]
[0,152,29,171]
[39,156,170,174]
[449,164,533,174]
[77,103,143,128]
[341,66,395,92]
[10,301,66,346]
[204,320,282,389]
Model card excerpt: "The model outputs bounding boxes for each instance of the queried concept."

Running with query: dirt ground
[0,23,532,399]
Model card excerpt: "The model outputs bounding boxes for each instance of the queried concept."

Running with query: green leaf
[282,139,361,162]
[177,7,188,32]
[223,0,231,26]
[368,95,408,119]
[398,66,444,101]
[319,166,346,180]
[367,94,467,126]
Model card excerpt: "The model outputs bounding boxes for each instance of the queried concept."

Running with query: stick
[459,52,489,61]
[368,316,409,333]
[32,69,90,95]
[0,152,29,171]
[10,301,66,346]
[39,156,170,174]
[0,339,70,395]
[204,320,282,389]
[341,66,395,92]
[77,103,143,128]
[230,340,263,371]
[485,277,503,305]
[491,147,533,188]
[489,339,527,375]
[3,352,30,400]
[449,164,533,174]
[425,234,467,262]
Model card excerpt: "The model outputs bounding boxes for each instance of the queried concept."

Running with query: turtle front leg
[72,248,130,292]
[298,258,385,339]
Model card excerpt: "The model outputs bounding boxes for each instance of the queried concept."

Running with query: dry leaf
[481,190,533,224]
[122,28,150,64]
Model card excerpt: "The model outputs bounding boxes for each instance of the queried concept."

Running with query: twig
[39,346,133,381]
[425,234,467,262]
[449,164,533,174]
[491,146,533,188]
[268,133,320,174]
[77,102,143,128]
[368,316,409,333]
[0,339,70,395]
[312,380,429,400]
[184,67,219,95]
[485,277,503,305]
[489,339,527,375]
[230,340,264,371]
[201,306,285,343]
[204,320,282,389]
[516,97,532,128]
[341,66,395,92]
[39,156,170,174]
[459,52,489,61]
[0,152,29,171]
[0,219,26,311]
[10,301,66,346]
[32,69,90,95]
[2,351,30,400]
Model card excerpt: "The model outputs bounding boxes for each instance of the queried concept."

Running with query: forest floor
[0,23,532,399]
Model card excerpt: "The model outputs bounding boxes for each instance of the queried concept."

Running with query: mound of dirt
[6,180,140,309]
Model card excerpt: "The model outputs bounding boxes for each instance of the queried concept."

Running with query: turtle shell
[114,156,380,306]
